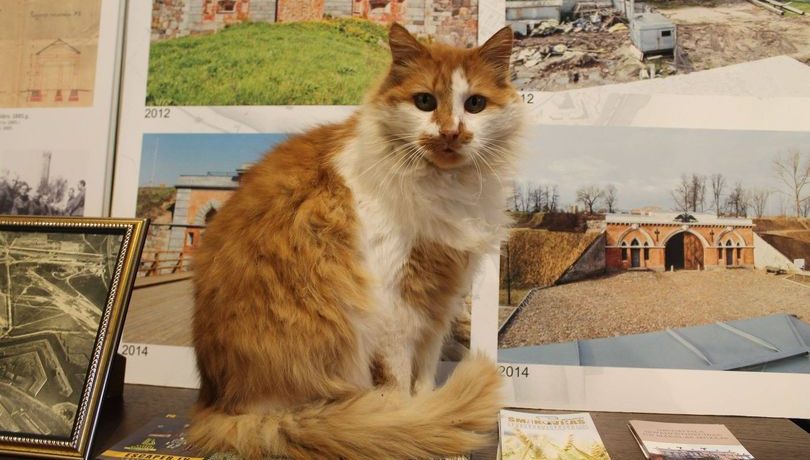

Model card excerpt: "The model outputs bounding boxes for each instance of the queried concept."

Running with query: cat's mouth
[423,146,467,170]
[420,139,469,170]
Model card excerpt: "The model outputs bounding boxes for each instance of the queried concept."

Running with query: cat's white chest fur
[334,134,510,391]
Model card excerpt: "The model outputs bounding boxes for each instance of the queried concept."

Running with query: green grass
[788,3,810,14]
[146,19,391,106]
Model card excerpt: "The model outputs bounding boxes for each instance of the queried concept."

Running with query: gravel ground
[499,269,810,348]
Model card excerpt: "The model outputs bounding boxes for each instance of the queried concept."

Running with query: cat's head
[367,24,523,172]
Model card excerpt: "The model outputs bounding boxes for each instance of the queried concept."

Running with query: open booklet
[628,420,755,460]
[499,409,610,459]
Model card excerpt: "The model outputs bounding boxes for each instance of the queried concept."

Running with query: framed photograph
[0,216,147,459]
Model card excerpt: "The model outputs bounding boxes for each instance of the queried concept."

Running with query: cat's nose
[440,128,460,143]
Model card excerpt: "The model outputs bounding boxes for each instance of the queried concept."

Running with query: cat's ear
[389,23,426,66]
[477,26,513,81]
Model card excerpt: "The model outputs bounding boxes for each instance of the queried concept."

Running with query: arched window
[204,208,218,224]
[621,241,628,261]
[643,242,650,261]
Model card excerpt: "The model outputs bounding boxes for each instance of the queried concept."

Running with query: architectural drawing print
[0,0,102,108]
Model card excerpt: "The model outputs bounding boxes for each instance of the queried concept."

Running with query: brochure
[499,409,610,459]
[628,420,755,460]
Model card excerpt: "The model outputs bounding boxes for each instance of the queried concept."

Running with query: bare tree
[577,185,604,214]
[603,184,618,213]
[510,182,525,212]
[672,174,692,212]
[802,196,810,218]
[549,185,560,213]
[725,182,749,218]
[750,189,771,218]
[674,173,706,212]
[773,149,810,217]
[690,174,707,212]
[710,173,726,217]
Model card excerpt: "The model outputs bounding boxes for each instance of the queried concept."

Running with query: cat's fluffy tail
[187,353,503,460]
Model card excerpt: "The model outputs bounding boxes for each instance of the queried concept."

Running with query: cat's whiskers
[468,149,485,199]
[398,145,424,197]
[377,141,421,195]
[473,149,505,189]
[354,137,419,181]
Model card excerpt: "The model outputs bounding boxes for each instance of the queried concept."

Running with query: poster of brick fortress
[145,0,479,105]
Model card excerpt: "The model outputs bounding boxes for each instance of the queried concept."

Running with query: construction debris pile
[519,8,627,38]
[510,8,665,91]
[508,0,810,92]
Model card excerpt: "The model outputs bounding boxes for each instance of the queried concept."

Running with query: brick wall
[606,222,755,271]
[277,0,325,21]
[154,0,277,40]
[152,0,477,46]
[152,0,190,40]
[353,0,478,47]
[431,0,477,48]
[251,0,277,21]
[324,0,352,17]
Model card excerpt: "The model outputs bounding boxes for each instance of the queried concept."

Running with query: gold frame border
[0,216,148,459]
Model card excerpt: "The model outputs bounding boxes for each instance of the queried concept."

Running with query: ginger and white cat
[189,24,524,460]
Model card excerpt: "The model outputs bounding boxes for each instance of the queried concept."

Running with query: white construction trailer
[630,12,676,55]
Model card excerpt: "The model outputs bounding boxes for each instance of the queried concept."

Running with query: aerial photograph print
[0,229,121,438]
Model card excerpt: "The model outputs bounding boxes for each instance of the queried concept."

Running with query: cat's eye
[413,93,437,112]
[464,95,487,113]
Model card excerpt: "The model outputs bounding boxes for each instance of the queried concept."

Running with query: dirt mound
[754,217,810,232]
[515,212,604,232]
[759,232,810,262]
[501,229,600,289]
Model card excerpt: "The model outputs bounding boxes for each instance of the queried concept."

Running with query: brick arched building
[605,213,754,271]
[152,0,478,47]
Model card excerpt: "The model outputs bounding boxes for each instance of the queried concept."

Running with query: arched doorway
[725,240,734,266]
[630,238,641,268]
[665,231,705,270]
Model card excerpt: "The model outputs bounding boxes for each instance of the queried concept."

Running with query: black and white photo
[0,217,146,459]
[0,151,86,216]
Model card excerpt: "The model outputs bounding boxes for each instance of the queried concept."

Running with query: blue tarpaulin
[499,314,810,373]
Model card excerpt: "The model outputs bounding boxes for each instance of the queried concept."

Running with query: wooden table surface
[5,384,808,460]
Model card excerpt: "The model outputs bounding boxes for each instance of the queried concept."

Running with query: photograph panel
[0,150,89,217]
[506,0,810,93]
[123,132,285,347]
[498,126,810,375]
[0,229,122,438]
[146,0,480,106]
[123,131,471,363]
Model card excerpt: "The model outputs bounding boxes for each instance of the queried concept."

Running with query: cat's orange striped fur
[189,24,524,459]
